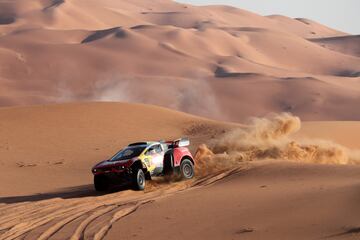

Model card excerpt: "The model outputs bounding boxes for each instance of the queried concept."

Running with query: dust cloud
[195,113,360,176]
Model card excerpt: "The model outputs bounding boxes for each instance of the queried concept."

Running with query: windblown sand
[195,113,360,175]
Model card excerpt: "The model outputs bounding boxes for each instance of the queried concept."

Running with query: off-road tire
[180,159,194,179]
[94,175,109,192]
[132,169,146,190]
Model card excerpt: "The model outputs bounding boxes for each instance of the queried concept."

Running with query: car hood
[93,158,134,169]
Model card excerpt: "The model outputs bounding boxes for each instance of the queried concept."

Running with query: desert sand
[1,0,360,240]
[0,0,359,121]
[0,103,360,240]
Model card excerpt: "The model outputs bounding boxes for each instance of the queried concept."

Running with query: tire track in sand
[0,168,244,240]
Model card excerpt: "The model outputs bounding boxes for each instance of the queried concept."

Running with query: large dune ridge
[0,103,360,239]
[0,0,359,121]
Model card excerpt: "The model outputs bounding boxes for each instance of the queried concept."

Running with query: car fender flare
[131,159,148,173]
[164,149,174,166]
[181,155,194,165]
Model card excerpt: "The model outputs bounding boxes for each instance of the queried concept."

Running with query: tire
[94,175,109,192]
[180,159,194,179]
[132,169,146,190]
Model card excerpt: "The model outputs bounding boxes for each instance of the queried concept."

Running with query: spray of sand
[195,113,360,176]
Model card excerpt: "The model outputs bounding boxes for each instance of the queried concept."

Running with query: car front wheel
[132,169,146,190]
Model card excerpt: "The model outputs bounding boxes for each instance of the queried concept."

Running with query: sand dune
[0,102,232,197]
[0,0,359,121]
[0,103,360,240]
[1,103,359,198]
[311,35,360,58]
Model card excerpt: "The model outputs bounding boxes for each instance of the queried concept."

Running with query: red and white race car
[91,138,195,191]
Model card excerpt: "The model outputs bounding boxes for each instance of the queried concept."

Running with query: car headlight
[117,165,125,170]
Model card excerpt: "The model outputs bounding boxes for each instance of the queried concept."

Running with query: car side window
[145,147,155,155]
[154,144,162,153]
[145,145,163,155]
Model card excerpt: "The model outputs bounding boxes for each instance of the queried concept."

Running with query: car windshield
[110,146,146,161]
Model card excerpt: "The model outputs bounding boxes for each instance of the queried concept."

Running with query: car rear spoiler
[162,138,190,148]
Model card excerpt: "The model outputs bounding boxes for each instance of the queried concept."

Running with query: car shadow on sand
[0,184,130,204]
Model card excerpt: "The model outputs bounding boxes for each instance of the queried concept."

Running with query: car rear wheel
[180,159,194,179]
[94,175,109,192]
[132,169,146,190]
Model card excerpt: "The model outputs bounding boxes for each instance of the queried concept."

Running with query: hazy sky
[178,0,360,34]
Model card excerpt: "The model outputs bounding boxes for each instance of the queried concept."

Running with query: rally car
[91,138,195,191]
